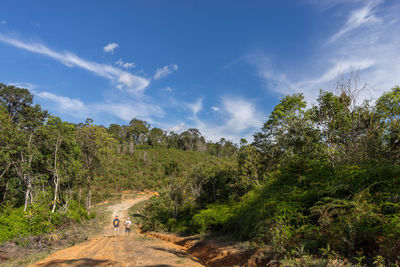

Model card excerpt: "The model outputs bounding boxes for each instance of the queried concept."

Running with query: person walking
[125,217,132,236]
[113,215,120,236]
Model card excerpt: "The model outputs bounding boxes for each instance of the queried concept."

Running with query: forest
[1,81,400,266]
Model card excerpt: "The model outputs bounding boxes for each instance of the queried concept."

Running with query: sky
[0,0,399,142]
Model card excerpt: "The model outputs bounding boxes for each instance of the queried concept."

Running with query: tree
[148,127,166,147]
[0,84,48,210]
[237,145,263,190]
[179,128,206,151]
[128,118,150,145]
[40,116,81,213]
[311,91,352,164]
[166,131,180,149]
[0,83,33,122]
[254,93,321,170]
[108,123,124,144]
[376,86,400,163]
[0,106,21,202]
[76,119,117,213]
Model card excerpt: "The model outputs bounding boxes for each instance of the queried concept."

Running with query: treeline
[142,83,400,265]
[108,120,238,157]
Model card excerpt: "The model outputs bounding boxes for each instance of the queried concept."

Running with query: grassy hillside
[92,148,233,202]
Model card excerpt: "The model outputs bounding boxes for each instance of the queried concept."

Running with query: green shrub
[66,200,90,223]
[0,204,29,242]
[192,203,236,233]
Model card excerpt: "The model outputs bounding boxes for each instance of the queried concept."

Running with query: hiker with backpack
[125,217,132,236]
[113,215,120,236]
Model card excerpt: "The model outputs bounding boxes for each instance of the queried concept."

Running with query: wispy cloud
[1,21,6,25]
[8,82,36,90]
[0,34,150,92]
[185,98,203,116]
[103,42,119,53]
[213,97,264,140]
[329,0,382,43]
[164,86,173,92]
[94,101,164,122]
[36,91,88,116]
[249,0,400,104]
[183,96,264,142]
[25,87,164,122]
[307,0,368,13]
[154,64,178,80]
[168,122,185,133]
[115,58,135,69]
[211,106,219,111]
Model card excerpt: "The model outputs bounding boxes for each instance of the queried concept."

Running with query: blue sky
[0,0,399,142]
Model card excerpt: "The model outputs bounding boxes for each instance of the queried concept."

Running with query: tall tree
[148,127,166,147]
[76,119,116,213]
[254,93,321,170]
[376,86,400,163]
[0,84,47,210]
[128,118,150,145]
[40,116,81,213]
[0,106,21,202]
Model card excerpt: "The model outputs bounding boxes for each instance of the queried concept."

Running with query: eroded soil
[30,195,203,267]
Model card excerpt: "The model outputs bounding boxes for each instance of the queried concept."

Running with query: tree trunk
[52,173,59,213]
[129,140,134,155]
[0,163,11,180]
[2,180,9,201]
[86,185,92,214]
[24,176,32,211]
[51,139,61,213]
[173,204,178,219]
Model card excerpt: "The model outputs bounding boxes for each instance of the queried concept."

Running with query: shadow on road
[35,258,122,266]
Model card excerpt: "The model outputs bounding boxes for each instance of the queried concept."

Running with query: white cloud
[184,97,264,143]
[164,86,173,92]
[249,0,400,105]
[94,101,163,122]
[154,64,178,80]
[122,62,135,68]
[211,106,219,111]
[0,34,150,92]
[28,88,164,122]
[8,82,36,90]
[115,58,135,69]
[168,122,185,133]
[185,98,203,116]
[329,0,382,43]
[217,97,264,136]
[1,20,6,24]
[307,0,371,13]
[36,91,88,117]
[103,42,119,53]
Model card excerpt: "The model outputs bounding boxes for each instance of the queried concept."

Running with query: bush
[0,204,29,242]
[0,200,92,243]
[66,200,90,223]
[192,203,236,233]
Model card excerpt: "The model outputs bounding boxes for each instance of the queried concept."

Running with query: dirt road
[30,195,203,267]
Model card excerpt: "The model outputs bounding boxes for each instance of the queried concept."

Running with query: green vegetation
[139,82,400,265]
[1,80,400,265]
[0,83,236,244]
